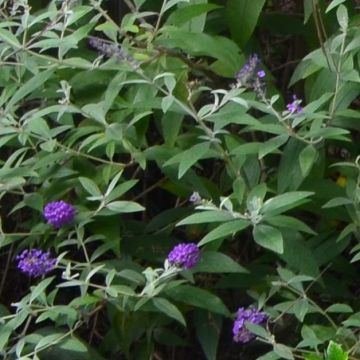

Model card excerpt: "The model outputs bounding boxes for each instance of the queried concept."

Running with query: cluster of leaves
[0,0,359,359]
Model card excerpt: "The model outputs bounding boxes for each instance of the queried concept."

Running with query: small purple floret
[167,243,200,269]
[16,249,57,277]
[189,192,201,203]
[286,95,303,114]
[232,307,268,344]
[257,70,266,78]
[44,201,75,228]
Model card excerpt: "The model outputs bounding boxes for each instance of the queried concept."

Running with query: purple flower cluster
[88,37,139,68]
[235,54,266,94]
[16,249,57,277]
[233,307,268,344]
[286,95,303,114]
[167,243,200,269]
[44,201,75,228]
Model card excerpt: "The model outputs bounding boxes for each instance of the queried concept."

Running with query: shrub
[0,0,359,359]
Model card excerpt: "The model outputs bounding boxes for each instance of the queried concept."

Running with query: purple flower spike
[44,201,75,228]
[232,307,268,344]
[88,37,139,68]
[234,54,266,95]
[286,95,303,114]
[16,249,57,277]
[167,243,200,269]
[235,54,260,82]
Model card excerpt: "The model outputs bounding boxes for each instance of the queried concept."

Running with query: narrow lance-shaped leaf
[253,224,283,254]
[152,297,186,326]
[199,220,250,246]
[261,191,314,216]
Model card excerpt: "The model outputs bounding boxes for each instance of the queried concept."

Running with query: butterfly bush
[233,307,268,344]
[0,1,359,359]
[16,249,57,277]
[43,201,75,228]
[167,243,201,269]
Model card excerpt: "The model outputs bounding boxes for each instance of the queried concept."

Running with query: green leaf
[177,210,235,226]
[199,219,250,246]
[290,59,322,86]
[273,343,294,360]
[105,180,138,203]
[265,215,315,235]
[30,277,54,303]
[322,197,352,208]
[294,298,309,322]
[246,323,271,340]
[327,341,348,360]
[326,0,346,13]
[106,201,145,213]
[262,191,313,216]
[166,3,220,27]
[253,224,283,253]
[161,112,183,146]
[166,285,230,316]
[337,223,356,242]
[259,135,289,159]
[343,312,360,327]
[0,28,21,48]
[336,5,348,30]
[305,355,324,360]
[303,0,313,24]
[194,311,222,360]
[164,0,190,12]
[178,142,210,178]
[195,251,248,273]
[79,177,102,197]
[161,95,175,113]
[257,351,281,360]
[82,102,106,125]
[325,304,353,313]
[35,333,63,351]
[152,297,186,326]
[59,337,88,353]
[156,29,242,76]
[225,0,266,47]
[278,139,307,192]
[5,69,54,112]
[246,183,267,210]
[299,145,317,176]
[0,327,11,352]
[103,72,127,113]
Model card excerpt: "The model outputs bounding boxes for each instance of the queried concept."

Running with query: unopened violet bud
[16,249,57,277]
[167,243,200,269]
[44,201,75,228]
[232,307,268,344]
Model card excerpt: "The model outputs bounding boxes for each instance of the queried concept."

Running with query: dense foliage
[0,0,360,359]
